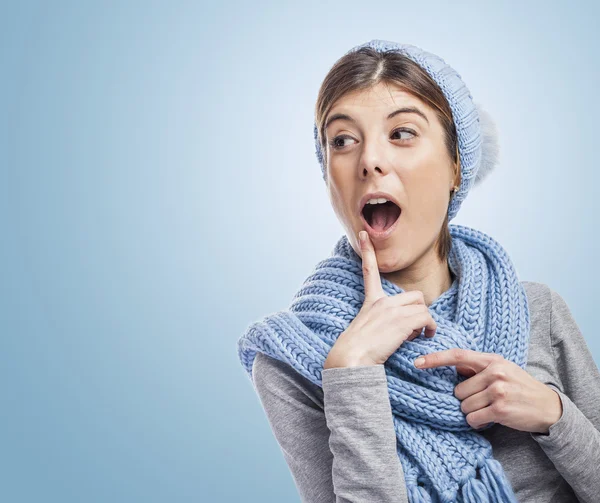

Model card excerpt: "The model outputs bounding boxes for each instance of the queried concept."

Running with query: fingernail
[359,231,366,244]
[414,357,425,368]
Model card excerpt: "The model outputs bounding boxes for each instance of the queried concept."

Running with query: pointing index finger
[413,348,496,373]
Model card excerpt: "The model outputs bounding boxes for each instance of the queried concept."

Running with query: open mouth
[361,201,402,232]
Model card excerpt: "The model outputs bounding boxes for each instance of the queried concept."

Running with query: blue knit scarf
[238,223,530,503]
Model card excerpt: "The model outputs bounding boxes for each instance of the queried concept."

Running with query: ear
[473,101,500,187]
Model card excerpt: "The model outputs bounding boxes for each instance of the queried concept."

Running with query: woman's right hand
[323,230,437,369]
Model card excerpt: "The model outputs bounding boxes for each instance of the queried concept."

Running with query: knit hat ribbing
[313,40,499,222]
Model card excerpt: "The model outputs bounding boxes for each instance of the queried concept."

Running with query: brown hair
[314,46,462,263]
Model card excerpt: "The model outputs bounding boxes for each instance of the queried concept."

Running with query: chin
[378,256,408,274]
[369,243,410,273]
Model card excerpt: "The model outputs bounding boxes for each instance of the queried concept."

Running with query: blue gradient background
[2,1,599,501]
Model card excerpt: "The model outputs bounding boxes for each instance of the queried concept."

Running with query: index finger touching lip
[359,231,385,303]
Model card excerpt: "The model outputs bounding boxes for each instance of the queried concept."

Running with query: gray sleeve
[252,352,408,503]
[529,288,600,503]
[322,364,408,503]
[252,352,335,503]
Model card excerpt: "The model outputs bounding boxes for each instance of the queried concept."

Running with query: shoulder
[521,281,553,332]
[521,280,570,325]
[521,280,571,318]
[521,280,551,305]
[252,352,325,410]
[519,280,586,378]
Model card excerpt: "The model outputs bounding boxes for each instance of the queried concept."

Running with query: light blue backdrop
[2,1,598,501]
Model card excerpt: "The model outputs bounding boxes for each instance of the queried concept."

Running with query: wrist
[538,387,563,434]
[324,349,375,369]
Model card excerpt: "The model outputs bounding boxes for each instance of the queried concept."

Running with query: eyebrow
[324,106,430,130]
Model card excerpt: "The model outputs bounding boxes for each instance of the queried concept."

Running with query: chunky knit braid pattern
[237,224,530,503]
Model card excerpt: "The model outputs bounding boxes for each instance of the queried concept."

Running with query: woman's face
[324,81,456,273]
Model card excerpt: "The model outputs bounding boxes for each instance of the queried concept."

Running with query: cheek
[328,161,351,187]
[406,166,450,217]
[327,180,352,223]
[420,181,449,212]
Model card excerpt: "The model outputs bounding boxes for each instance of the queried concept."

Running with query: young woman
[237,40,600,502]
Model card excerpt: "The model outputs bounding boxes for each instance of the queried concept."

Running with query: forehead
[330,82,424,112]
[325,82,434,132]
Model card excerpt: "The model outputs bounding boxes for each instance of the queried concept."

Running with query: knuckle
[490,381,508,398]
[451,348,464,362]
[489,363,507,380]
[466,413,478,427]
[491,400,508,417]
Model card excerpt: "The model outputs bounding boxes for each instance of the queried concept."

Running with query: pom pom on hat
[473,101,499,187]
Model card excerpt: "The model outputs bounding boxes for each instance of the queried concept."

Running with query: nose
[361,165,384,178]
[358,136,390,179]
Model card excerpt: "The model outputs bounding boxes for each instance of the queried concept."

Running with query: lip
[358,191,403,241]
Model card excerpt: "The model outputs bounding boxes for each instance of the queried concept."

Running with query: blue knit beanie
[313,40,499,222]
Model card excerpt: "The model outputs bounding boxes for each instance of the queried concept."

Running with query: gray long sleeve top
[251,281,600,503]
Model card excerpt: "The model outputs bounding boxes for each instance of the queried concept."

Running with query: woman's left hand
[413,348,563,434]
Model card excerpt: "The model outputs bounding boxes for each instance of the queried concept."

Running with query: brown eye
[391,128,417,142]
[328,135,355,150]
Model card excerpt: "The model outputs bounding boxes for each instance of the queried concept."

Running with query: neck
[381,250,455,307]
